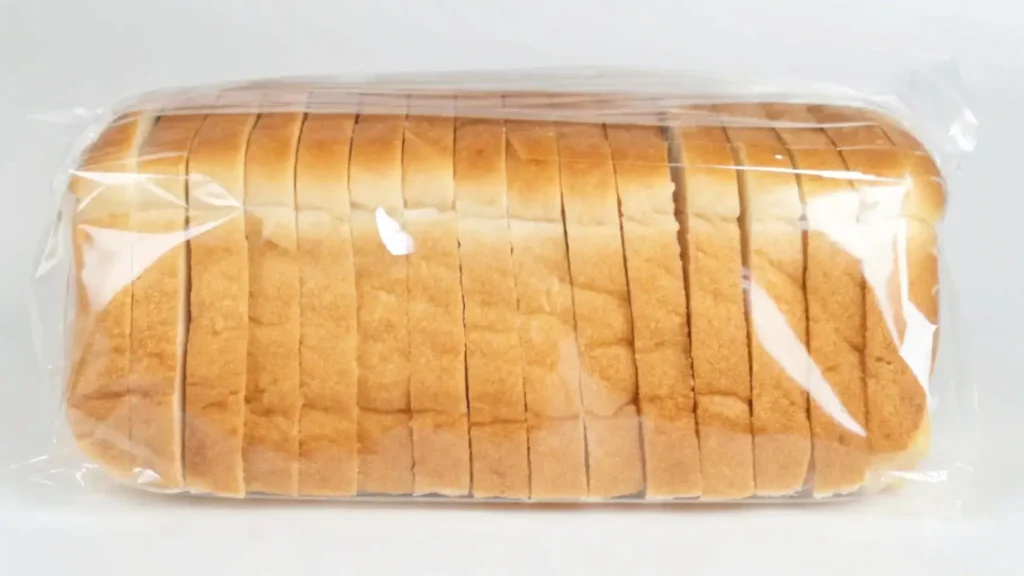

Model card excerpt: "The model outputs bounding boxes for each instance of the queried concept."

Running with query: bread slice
[68,112,156,479]
[767,103,869,497]
[404,99,472,496]
[241,110,305,496]
[295,109,359,496]
[668,120,755,500]
[812,107,942,478]
[504,117,588,499]
[350,103,414,495]
[606,124,701,498]
[557,123,644,498]
[455,104,530,499]
[719,104,812,496]
[183,111,257,496]
[128,114,205,488]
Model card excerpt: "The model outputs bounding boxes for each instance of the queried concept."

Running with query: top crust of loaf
[403,105,456,211]
[674,125,741,219]
[759,104,947,224]
[505,120,562,222]
[295,113,356,215]
[72,113,157,216]
[453,116,506,218]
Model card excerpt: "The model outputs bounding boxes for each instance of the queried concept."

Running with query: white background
[1,1,1022,574]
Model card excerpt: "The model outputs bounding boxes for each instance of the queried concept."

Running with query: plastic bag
[20,66,979,504]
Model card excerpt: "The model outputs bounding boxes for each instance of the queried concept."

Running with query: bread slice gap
[668,118,755,500]
[129,113,205,489]
[404,97,472,496]
[812,112,941,481]
[455,100,530,499]
[295,104,359,497]
[606,124,701,498]
[183,110,257,496]
[767,103,869,497]
[504,114,588,499]
[68,112,156,480]
[241,106,306,496]
[350,99,414,495]
[719,104,812,496]
[557,122,644,499]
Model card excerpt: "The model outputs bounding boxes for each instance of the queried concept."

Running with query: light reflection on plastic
[80,216,228,312]
[375,206,415,255]
[748,279,866,437]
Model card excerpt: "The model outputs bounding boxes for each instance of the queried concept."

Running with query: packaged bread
[43,73,976,502]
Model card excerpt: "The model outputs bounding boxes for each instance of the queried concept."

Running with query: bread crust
[558,123,644,498]
[129,114,205,488]
[768,104,870,497]
[455,107,530,499]
[295,111,359,496]
[183,111,256,496]
[671,122,755,499]
[606,124,702,498]
[350,104,414,495]
[404,100,472,496]
[68,112,156,479]
[505,117,588,499]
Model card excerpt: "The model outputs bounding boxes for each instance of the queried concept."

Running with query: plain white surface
[2,1,1022,574]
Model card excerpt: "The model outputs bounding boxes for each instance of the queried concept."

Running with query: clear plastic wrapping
[23,69,978,503]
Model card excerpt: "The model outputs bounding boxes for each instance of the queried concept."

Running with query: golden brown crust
[505,118,587,499]
[184,112,256,496]
[350,105,413,495]
[455,112,530,499]
[558,123,644,498]
[606,124,701,498]
[770,104,869,496]
[671,122,755,499]
[403,106,471,496]
[129,114,205,489]
[295,113,359,496]
[68,112,156,479]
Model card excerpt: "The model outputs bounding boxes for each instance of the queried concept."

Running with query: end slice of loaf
[607,124,701,498]
[68,112,156,479]
[184,111,257,497]
[129,114,205,489]
[295,111,359,496]
[812,106,940,479]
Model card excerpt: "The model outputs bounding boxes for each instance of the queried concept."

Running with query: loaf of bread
[65,88,945,500]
